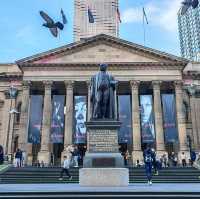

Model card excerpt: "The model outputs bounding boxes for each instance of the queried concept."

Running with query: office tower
[178,4,200,61]
[74,0,120,41]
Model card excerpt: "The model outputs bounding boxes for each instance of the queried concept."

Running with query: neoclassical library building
[0,0,200,165]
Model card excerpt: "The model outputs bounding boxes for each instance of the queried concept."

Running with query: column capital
[130,80,140,89]
[22,81,31,90]
[43,80,53,89]
[64,80,74,89]
[152,80,162,89]
[174,80,183,89]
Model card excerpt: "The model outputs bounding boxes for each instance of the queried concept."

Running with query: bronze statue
[90,64,117,119]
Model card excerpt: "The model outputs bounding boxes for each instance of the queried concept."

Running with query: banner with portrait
[118,95,132,144]
[28,95,43,144]
[161,94,178,143]
[50,95,65,143]
[73,96,87,144]
[140,95,155,143]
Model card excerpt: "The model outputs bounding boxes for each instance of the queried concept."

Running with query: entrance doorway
[53,143,64,166]
[32,144,40,166]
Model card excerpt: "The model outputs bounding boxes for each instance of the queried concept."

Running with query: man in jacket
[143,146,154,185]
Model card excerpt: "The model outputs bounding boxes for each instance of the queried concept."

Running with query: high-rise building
[178,4,200,61]
[74,0,119,41]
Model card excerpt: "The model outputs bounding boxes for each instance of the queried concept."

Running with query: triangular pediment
[17,34,188,65]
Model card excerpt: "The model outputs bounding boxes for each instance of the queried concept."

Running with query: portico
[14,34,190,165]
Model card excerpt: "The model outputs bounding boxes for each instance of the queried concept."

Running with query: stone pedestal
[80,168,129,186]
[80,120,129,186]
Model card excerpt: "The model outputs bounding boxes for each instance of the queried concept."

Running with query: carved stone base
[79,168,129,186]
[156,150,168,160]
[38,151,51,166]
[132,150,143,165]
[27,155,33,166]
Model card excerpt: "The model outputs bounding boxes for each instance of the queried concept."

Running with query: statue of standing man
[90,64,117,120]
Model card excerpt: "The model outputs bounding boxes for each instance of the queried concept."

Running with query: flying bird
[61,9,67,24]
[39,11,64,37]
[181,0,199,15]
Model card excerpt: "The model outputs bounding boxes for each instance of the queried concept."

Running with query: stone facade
[1,34,200,165]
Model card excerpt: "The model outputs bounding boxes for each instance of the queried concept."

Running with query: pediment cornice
[16,34,188,66]
[20,62,185,71]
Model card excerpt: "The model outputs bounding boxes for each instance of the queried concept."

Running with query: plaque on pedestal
[83,120,124,168]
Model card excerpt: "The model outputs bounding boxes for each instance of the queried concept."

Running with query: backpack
[145,153,153,163]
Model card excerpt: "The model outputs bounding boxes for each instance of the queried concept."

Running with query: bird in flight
[39,10,67,37]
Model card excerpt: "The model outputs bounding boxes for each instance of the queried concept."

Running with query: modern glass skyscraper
[178,4,200,61]
[74,0,119,41]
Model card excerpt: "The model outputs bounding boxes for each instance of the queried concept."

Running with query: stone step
[1,166,200,184]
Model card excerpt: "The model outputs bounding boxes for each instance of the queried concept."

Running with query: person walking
[143,146,154,185]
[15,149,21,168]
[59,156,72,181]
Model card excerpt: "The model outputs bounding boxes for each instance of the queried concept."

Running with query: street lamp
[5,85,18,162]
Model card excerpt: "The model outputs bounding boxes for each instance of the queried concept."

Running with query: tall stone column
[0,99,4,147]
[7,98,16,156]
[130,80,143,164]
[174,81,189,162]
[19,81,30,159]
[38,81,53,165]
[86,80,91,121]
[63,80,74,149]
[152,81,166,157]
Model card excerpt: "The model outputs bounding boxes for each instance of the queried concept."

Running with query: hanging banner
[74,96,87,144]
[161,94,178,143]
[50,95,65,143]
[28,95,43,144]
[118,95,132,144]
[140,95,155,143]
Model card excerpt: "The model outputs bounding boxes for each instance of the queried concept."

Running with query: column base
[38,151,51,166]
[178,150,190,164]
[132,151,143,166]
[27,155,33,166]
[156,150,168,160]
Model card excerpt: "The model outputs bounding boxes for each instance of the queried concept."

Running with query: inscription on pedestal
[88,129,119,153]
[92,158,115,167]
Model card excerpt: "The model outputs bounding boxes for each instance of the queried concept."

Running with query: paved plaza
[0,183,200,193]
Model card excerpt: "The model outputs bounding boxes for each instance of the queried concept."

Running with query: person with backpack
[143,146,154,185]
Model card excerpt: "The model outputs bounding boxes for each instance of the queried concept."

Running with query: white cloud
[121,0,182,33]
[122,7,142,23]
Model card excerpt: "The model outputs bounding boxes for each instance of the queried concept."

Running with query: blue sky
[0,0,182,63]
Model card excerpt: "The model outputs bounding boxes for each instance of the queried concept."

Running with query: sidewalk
[0,183,200,193]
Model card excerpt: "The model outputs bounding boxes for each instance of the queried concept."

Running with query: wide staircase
[0,166,200,184]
